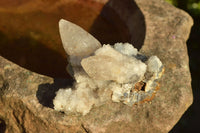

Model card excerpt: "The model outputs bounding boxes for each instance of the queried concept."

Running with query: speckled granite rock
[0,0,193,133]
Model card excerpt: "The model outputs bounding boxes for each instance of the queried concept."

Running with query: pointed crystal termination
[53,42,164,115]
[55,19,164,115]
[59,19,101,57]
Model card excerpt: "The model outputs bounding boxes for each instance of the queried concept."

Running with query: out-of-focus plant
[187,1,200,15]
[165,0,200,15]
[165,0,177,6]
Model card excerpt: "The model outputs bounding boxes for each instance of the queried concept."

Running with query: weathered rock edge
[0,0,193,132]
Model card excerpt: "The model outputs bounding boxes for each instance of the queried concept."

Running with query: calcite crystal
[53,19,164,115]
[59,19,101,57]
[81,44,147,83]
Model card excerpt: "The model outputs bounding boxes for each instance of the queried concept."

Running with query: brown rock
[0,0,193,133]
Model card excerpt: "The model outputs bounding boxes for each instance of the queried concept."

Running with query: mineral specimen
[81,44,147,83]
[53,19,164,115]
[59,19,101,57]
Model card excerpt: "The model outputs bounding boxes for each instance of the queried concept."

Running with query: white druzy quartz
[114,42,138,56]
[147,56,163,74]
[54,87,96,115]
[53,19,164,115]
[81,45,147,83]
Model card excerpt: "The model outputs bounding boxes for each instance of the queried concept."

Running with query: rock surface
[0,0,193,133]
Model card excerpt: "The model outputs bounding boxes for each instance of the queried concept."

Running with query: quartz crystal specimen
[81,44,147,83]
[59,19,101,57]
[53,19,164,115]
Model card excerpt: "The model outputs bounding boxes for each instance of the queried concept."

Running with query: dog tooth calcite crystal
[59,19,101,57]
[53,19,164,115]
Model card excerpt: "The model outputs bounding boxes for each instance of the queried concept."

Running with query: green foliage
[187,1,200,15]
[165,0,200,15]
[165,0,177,6]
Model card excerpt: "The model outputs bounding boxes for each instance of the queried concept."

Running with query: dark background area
[166,0,200,132]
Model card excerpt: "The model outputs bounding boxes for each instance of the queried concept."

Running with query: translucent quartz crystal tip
[54,20,164,115]
[59,19,101,56]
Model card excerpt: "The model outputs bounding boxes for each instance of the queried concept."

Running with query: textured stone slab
[0,0,193,133]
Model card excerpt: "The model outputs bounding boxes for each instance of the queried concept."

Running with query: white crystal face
[53,19,164,115]
[147,56,163,74]
[59,19,101,56]
[81,45,147,84]
[54,87,97,115]
[114,42,138,56]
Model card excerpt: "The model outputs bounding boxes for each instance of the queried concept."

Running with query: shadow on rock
[0,118,6,133]
[0,31,69,78]
[90,0,146,49]
[36,78,73,108]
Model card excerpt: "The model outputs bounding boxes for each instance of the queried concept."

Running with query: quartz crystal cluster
[53,19,164,115]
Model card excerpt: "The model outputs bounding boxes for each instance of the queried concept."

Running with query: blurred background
[165,0,200,132]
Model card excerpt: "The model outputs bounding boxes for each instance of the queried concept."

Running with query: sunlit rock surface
[54,19,164,115]
[0,0,193,132]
